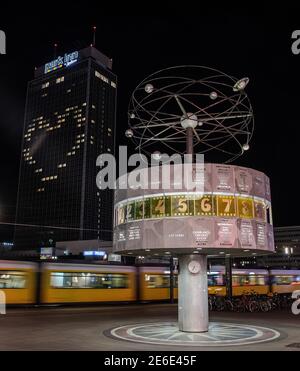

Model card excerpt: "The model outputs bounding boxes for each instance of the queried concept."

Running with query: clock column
[178,254,208,332]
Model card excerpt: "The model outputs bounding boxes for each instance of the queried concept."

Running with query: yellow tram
[1,260,300,305]
[40,263,136,304]
[0,261,37,304]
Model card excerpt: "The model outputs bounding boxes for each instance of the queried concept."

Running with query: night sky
[1,8,300,240]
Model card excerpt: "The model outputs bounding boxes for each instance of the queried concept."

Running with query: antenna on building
[92,26,96,47]
[54,43,58,58]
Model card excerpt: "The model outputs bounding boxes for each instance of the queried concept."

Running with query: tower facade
[15,46,117,249]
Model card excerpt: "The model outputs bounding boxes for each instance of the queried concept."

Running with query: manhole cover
[108,322,280,347]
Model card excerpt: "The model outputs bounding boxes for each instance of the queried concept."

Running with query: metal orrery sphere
[127,65,254,163]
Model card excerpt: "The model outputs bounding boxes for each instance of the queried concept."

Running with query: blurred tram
[0,260,300,305]
[0,261,37,304]
[269,269,300,294]
[208,266,270,296]
[41,263,136,304]
[139,266,178,301]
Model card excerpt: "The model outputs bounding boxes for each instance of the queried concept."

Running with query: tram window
[50,272,128,289]
[232,275,267,286]
[207,274,224,286]
[272,275,300,285]
[145,274,170,288]
[0,271,27,289]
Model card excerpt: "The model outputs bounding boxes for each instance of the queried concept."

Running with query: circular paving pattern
[109,322,280,347]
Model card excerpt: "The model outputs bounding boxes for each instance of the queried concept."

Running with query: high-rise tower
[14,46,117,248]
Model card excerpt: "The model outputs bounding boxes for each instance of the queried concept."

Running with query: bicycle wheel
[249,301,258,313]
[225,300,234,312]
[260,301,270,312]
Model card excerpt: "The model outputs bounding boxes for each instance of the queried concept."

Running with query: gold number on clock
[154,199,165,214]
[177,198,188,213]
[201,197,211,213]
[223,199,232,213]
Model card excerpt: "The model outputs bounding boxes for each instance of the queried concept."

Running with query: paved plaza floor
[0,304,299,351]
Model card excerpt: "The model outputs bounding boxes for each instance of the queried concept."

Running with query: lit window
[56,76,65,84]
[42,82,49,89]
[95,71,109,84]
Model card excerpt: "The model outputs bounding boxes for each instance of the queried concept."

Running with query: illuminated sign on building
[83,250,106,257]
[40,247,56,260]
[44,51,79,74]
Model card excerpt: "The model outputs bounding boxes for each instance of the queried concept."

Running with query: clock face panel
[188,260,201,274]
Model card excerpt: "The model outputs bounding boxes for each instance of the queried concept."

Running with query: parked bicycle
[208,290,292,312]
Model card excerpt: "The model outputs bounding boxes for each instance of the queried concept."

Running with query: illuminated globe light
[198,121,204,127]
[130,113,135,119]
[125,129,134,138]
[145,83,154,93]
[180,113,198,129]
[152,151,162,161]
[233,77,249,92]
[209,91,218,100]
[242,143,250,151]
